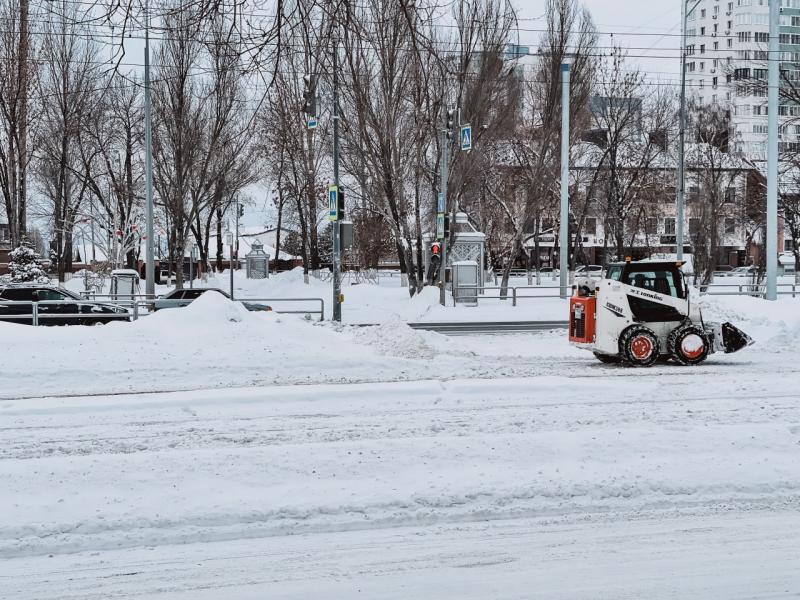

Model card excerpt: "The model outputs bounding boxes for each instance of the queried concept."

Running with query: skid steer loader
[568,259,752,367]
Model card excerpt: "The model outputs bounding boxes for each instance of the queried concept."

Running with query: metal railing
[0,300,132,326]
[1,295,325,325]
[79,292,325,321]
[452,284,563,306]
[698,282,798,297]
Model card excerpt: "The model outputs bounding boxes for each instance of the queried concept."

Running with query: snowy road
[4,362,800,598]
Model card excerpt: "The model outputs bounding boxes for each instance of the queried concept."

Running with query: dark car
[153,288,272,313]
[0,285,131,326]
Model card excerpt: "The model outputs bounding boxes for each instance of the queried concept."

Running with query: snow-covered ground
[2,283,800,598]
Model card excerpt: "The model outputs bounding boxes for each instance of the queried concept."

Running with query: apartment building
[684,0,800,161]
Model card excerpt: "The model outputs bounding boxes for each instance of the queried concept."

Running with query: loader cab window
[606,265,623,281]
[621,265,685,299]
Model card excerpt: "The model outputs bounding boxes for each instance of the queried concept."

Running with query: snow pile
[700,295,800,350]
[346,315,444,359]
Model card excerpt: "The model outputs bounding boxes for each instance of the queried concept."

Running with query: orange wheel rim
[630,335,653,360]
[681,334,705,359]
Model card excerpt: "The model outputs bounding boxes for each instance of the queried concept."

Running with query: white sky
[516,0,683,83]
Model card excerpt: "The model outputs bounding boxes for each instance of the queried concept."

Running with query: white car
[726,266,758,278]
[575,265,603,277]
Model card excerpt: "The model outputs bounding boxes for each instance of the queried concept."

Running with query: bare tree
[686,102,747,285]
[35,4,101,281]
[500,0,596,292]
[152,5,256,288]
[0,0,35,246]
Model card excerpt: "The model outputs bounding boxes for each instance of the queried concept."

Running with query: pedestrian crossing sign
[329,185,338,221]
[460,124,472,152]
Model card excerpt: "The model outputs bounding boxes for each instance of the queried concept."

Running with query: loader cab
[606,261,687,299]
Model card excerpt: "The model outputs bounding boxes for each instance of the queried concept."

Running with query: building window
[689,218,701,235]
[728,38,734,48]
[645,218,658,234]
[701,26,706,36]
[725,187,737,203]
[714,41,719,51]
[786,239,795,252]
[664,218,676,235]
[738,32,752,43]
[700,44,706,54]
[713,76,718,87]
[724,218,736,234]
[584,217,597,236]
[755,31,769,43]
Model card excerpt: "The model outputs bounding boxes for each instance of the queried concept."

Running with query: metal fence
[452,285,563,306]
[1,294,326,326]
[0,300,132,326]
[698,283,799,297]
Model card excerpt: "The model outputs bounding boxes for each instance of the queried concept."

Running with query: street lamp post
[559,57,572,299]
[226,230,234,298]
[677,0,702,262]
[144,0,155,300]
[766,0,779,300]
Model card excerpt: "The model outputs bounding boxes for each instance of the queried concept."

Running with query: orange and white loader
[568,259,752,367]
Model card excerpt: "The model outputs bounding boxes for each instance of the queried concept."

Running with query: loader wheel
[619,325,660,367]
[669,324,709,365]
[593,352,621,364]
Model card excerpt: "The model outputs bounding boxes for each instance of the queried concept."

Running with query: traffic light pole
[439,128,449,307]
[143,0,155,300]
[332,30,342,321]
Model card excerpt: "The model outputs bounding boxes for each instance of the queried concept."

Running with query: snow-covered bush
[1,243,49,284]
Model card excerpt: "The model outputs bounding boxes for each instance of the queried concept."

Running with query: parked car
[153,288,272,312]
[0,285,131,326]
[727,266,759,277]
[538,267,559,275]
[574,264,603,277]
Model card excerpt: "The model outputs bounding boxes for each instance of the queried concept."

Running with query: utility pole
[235,198,240,271]
[226,229,234,299]
[677,0,702,262]
[332,27,342,322]
[89,196,96,265]
[144,0,155,299]
[559,59,571,299]
[766,0,779,300]
[439,111,453,306]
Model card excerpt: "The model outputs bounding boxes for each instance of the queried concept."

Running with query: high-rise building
[685,0,800,162]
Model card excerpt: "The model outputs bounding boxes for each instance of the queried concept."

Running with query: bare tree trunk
[215,206,224,271]
[16,0,30,243]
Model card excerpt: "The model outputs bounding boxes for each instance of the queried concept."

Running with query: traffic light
[238,204,245,218]
[338,189,345,220]
[443,214,451,237]
[430,241,441,256]
[302,74,317,116]
[445,108,456,139]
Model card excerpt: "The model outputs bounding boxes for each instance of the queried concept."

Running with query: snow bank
[700,295,800,351]
[345,315,446,359]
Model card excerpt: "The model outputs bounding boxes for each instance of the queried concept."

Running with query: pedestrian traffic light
[431,241,441,256]
[302,74,317,116]
[445,108,456,139]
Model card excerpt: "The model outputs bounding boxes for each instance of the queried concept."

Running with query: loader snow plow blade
[720,322,753,354]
